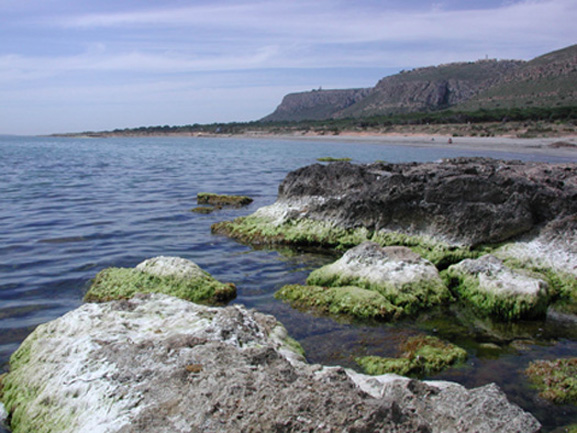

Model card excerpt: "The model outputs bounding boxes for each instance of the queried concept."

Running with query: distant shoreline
[242,131,577,158]
[53,129,577,159]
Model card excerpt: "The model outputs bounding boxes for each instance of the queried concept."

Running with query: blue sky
[1,0,576,135]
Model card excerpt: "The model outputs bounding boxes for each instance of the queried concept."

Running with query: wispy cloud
[52,0,575,46]
[1,0,576,134]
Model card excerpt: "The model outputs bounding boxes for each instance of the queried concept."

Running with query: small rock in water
[306,242,451,316]
[446,254,549,320]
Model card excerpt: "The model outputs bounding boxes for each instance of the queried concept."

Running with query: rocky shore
[213,157,577,321]
[2,157,577,432]
[0,291,540,433]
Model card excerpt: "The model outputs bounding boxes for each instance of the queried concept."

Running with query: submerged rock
[446,254,550,320]
[275,284,400,320]
[525,357,577,404]
[197,192,253,207]
[213,158,577,253]
[84,256,236,304]
[0,294,540,433]
[356,335,467,377]
[306,242,451,316]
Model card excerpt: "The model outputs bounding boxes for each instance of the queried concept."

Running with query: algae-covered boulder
[0,293,541,433]
[306,242,451,315]
[446,254,549,320]
[525,357,577,404]
[197,192,253,207]
[356,335,467,377]
[275,284,400,320]
[213,159,577,250]
[193,193,253,214]
[84,256,236,304]
[496,215,577,315]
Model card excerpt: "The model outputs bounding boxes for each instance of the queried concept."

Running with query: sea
[1,134,576,431]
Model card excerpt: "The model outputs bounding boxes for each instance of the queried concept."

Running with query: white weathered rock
[135,256,207,279]
[324,242,441,287]
[306,242,450,314]
[447,254,550,320]
[0,402,7,427]
[450,255,549,298]
[496,229,577,277]
[0,294,540,433]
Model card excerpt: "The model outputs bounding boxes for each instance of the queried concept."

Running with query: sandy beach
[236,130,577,159]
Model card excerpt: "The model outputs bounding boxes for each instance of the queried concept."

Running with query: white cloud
[1,0,576,134]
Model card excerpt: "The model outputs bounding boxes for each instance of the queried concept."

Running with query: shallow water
[0,135,576,431]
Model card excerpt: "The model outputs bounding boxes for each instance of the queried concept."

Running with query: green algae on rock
[525,358,577,405]
[212,213,371,249]
[356,335,467,378]
[191,206,217,214]
[84,256,236,304]
[306,242,451,316]
[197,192,253,207]
[0,293,540,433]
[506,262,577,316]
[316,157,352,162]
[445,255,550,321]
[212,210,479,267]
[275,284,400,320]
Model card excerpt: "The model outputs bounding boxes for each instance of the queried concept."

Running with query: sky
[1,0,576,135]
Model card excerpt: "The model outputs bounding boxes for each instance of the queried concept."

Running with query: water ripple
[0,135,576,431]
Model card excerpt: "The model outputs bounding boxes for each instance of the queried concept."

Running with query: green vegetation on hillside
[62,105,577,138]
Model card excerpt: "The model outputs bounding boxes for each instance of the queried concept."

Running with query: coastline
[55,129,577,159]
[241,131,577,158]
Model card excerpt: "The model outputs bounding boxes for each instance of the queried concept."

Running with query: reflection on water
[0,135,576,431]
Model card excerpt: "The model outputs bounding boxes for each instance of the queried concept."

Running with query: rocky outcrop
[213,158,577,321]
[261,88,370,122]
[461,44,577,110]
[261,45,577,121]
[305,242,450,315]
[261,59,524,121]
[337,60,523,118]
[84,256,236,304]
[214,158,577,249]
[0,293,541,433]
[446,254,550,320]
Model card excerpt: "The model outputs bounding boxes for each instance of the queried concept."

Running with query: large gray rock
[496,215,577,277]
[0,294,540,433]
[213,158,577,252]
[274,158,577,247]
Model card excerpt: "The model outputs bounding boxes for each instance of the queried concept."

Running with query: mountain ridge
[261,44,577,122]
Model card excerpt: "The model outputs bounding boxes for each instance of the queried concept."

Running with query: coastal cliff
[262,44,577,122]
[261,88,370,122]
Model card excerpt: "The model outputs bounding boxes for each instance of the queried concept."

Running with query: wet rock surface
[0,294,540,433]
[446,254,550,320]
[306,242,450,315]
[275,158,577,246]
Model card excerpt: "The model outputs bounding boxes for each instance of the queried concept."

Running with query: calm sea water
[1,135,576,431]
